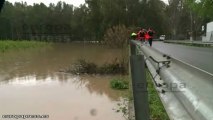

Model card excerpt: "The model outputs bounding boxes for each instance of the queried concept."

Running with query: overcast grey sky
[6,0,168,7]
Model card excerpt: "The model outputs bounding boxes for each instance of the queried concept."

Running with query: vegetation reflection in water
[0,73,127,120]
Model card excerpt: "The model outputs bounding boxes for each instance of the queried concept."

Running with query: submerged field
[0,41,168,119]
[0,40,48,52]
[0,43,127,120]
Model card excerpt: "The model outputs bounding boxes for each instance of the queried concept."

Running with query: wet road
[153,41,213,74]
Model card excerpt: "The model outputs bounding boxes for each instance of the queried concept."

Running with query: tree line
[0,0,212,42]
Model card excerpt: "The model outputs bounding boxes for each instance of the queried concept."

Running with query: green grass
[0,40,49,52]
[115,70,169,120]
[110,78,129,90]
[146,70,169,120]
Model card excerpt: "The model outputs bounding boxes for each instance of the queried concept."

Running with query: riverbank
[164,40,213,47]
[0,40,49,52]
[146,70,169,120]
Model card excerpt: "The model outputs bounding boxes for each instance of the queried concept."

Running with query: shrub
[66,59,128,75]
[103,25,131,48]
[69,59,97,74]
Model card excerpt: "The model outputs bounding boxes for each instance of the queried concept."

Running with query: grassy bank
[117,69,169,120]
[0,40,49,52]
[146,70,169,120]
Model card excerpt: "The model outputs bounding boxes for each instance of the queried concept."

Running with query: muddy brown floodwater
[0,43,126,120]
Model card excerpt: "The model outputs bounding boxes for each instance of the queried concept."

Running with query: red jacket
[144,32,150,41]
[137,30,146,41]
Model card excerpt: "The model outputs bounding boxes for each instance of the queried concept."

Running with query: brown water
[0,43,126,120]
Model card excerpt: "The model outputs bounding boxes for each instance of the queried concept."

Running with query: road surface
[152,41,213,74]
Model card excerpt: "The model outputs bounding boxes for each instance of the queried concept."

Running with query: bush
[103,25,131,48]
[66,59,128,75]
[69,59,97,74]
[102,25,132,74]
[99,58,127,74]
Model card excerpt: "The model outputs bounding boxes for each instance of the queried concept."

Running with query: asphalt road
[152,41,213,74]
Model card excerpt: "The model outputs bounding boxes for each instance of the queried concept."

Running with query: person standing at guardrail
[131,32,137,40]
[147,28,155,47]
[137,28,146,42]
[144,30,150,45]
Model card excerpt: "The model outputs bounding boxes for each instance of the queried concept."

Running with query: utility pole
[190,10,193,41]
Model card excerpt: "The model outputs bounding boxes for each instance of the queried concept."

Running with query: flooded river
[0,43,126,120]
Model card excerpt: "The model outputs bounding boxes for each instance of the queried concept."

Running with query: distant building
[202,21,213,42]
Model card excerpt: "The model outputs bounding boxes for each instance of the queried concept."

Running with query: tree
[0,0,173,41]
[184,0,212,40]
[0,0,5,12]
[187,0,213,20]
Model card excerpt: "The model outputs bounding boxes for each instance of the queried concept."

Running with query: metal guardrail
[130,40,213,120]
[163,40,213,48]
[130,55,149,120]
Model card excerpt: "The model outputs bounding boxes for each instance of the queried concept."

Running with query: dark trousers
[149,38,153,46]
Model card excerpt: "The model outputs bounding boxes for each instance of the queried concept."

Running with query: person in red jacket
[144,30,150,45]
[147,28,155,46]
[137,28,146,42]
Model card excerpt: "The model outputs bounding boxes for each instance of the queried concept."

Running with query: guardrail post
[130,41,136,55]
[130,55,149,120]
